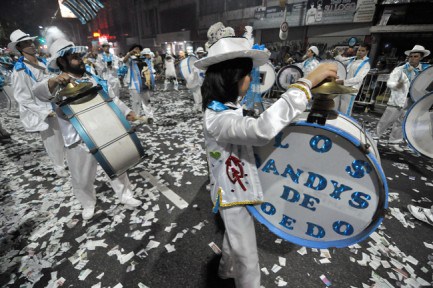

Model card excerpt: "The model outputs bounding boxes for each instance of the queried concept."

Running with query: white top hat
[309,46,319,56]
[194,37,269,70]
[405,45,430,57]
[8,29,37,52]
[196,47,205,54]
[47,38,88,70]
[141,48,151,55]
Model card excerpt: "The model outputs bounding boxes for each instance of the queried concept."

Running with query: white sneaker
[407,205,433,226]
[121,197,142,207]
[82,206,95,220]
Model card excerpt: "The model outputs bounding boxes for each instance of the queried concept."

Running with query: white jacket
[12,58,54,132]
[204,88,308,209]
[387,63,431,108]
[335,55,371,91]
[33,73,131,147]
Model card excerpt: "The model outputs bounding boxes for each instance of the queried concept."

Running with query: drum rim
[403,91,433,158]
[179,56,198,80]
[258,63,276,94]
[249,121,389,248]
[409,65,433,102]
[276,64,304,91]
[320,59,347,79]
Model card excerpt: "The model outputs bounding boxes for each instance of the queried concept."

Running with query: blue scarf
[207,100,228,112]
[13,56,48,82]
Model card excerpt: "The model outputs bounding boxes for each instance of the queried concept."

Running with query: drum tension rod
[359,122,371,154]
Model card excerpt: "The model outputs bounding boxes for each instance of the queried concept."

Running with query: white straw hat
[405,45,430,57]
[196,47,205,54]
[194,37,269,70]
[141,48,151,55]
[309,46,319,56]
[8,29,37,52]
[47,38,88,70]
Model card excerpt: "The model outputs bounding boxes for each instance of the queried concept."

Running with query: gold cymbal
[311,81,358,95]
[59,82,93,97]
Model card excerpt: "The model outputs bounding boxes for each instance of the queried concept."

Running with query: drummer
[163,53,179,91]
[373,45,431,151]
[32,38,143,220]
[299,46,320,76]
[185,47,206,112]
[8,29,68,177]
[196,22,337,288]
[334,43,371,116]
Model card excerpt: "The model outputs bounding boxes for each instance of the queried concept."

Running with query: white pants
[40,116,66,171]
[333,93,356,116]
[65,142,134,209]
[219,206,260,288]
[164,79,178,91]
[376,106,405,143]
[191,86,202,111]
[130,89,153,117]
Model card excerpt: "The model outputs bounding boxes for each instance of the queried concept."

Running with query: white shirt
[335,55,371,91]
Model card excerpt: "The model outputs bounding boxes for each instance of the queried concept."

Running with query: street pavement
[0,84,433,288]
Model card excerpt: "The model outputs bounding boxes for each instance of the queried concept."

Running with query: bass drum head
[276,65,303,91]
[403,92,433,158]
[249,116,388,248]
[258,63,276,94]
[179,56,198,80]
[321,59,347,81]
[410,66,433,102]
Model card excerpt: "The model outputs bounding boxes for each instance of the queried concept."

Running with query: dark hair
[359,43,371,51]
[129,44,143,52]
[56,56,67,72]
[201,57,253,111]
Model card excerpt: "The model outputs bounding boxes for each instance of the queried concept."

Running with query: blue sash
[14,56,48,82]
[347,57,369,77]
[129,60,142,93]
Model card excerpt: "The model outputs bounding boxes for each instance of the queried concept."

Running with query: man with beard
[9,29,67,177]
[33,38,142,220]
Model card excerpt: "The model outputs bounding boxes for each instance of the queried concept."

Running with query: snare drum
[249,113,388,248]
[276,65,303,91]
[179,56,198,80]
[321,59,347,81]
[258,62,276,94]
[403,92,433,158]
[60,88,145,179]
[410,66,433,102]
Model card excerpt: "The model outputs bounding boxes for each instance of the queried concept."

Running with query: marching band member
[33,38,142,220]
[185,47,206,112]
[196,22,337,288]
[299,46,320,76]
[95,42,122,99]
[163,53,179,91]
[334,43,371,116]
[123,44,154,117]
[8,29,67,177]
[374,45,431,151]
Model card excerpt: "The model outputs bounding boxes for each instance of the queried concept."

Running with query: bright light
[93,32,101,37]
[38,26,43,29]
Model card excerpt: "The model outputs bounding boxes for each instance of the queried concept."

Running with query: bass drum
[276,65,303,91]
[59,88,145,179]
[403,92,433,158]
[249,113,388,248]
[179,56,198,81]
[321,59,347,81]
[258,62,276,94]
[410,66,433,102]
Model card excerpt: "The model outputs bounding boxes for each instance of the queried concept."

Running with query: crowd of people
[1,22,433,288]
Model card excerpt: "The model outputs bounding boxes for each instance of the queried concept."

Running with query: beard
[65,60,86,76]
